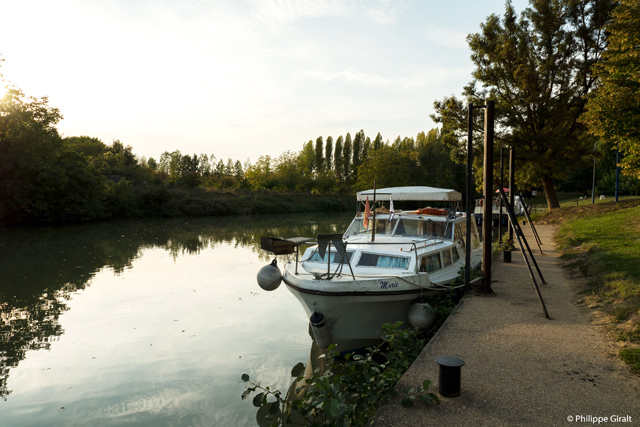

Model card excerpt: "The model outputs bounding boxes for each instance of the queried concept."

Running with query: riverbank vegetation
[538,199,640,375]
[241,291,460,426]
[242,322,439,427]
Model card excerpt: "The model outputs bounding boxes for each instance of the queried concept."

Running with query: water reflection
[0,212,352,424]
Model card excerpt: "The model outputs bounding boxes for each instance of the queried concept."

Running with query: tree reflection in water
[0,212,352,400]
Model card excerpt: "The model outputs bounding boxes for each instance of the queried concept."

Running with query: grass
[526,193,640,214]
[620,349,640,375]
[547,198,640,375]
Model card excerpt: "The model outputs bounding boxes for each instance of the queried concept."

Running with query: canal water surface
[0,212,353,426]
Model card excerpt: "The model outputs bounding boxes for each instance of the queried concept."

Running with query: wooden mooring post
[482,100,494,295]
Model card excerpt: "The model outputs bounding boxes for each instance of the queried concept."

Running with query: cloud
[420,25,469,50]
[249,0,408,26]
[250,0,351,25]
[308,68,389,86]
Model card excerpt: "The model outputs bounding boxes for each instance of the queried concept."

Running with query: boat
[257,186,482,352]
[473,191,525,227]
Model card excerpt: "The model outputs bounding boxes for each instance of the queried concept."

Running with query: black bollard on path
[435,356,465,398]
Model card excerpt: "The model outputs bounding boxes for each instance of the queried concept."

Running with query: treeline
[0,83,465,225]
[141,129,465,194]
[242,130,465,193]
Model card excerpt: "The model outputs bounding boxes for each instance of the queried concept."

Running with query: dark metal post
[465,104,473,290]
[372,181,377,242]
[615,143,620,203]
[508,147,515,244]
[498,147,504,241]
[592,142,597,204]
[482,100,494,294]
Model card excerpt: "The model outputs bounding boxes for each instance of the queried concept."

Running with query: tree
[234,160,244,180]
[362,136,371,161]
[325,136,333,172]
[343,133,353,180]
[334,136,344,181]
[373,132,384,151]
[432,0,614,209]
[416,129,465,190]
[64,136,107,159]
[354,146,417,190]
[315,136,324,173]
[244,155,274,191]
[215,159,225,176]
[582,0,640,177]
[0,87,104,224]
[299,140,315,176]
[352,130,364,178]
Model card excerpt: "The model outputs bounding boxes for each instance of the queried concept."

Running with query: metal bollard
[435,356,465,397]
[503,250,511,263]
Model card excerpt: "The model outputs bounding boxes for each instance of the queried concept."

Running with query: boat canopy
[356,186,461,202]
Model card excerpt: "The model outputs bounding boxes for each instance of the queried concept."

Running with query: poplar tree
[352,130,365,178]
[315,136,324,173]
[334,136,344,181]
[325,136,333,172]
[373,132,383,151]
[362,136,371,162]
[343,133,353,180]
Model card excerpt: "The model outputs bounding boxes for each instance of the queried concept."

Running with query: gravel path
[371,225,640,426]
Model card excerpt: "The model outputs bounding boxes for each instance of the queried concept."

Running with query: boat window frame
[442,248,453,267]
[419,253,442,273]
[452,246,460,262]
[356,252,411,270]
[306,249,355,264]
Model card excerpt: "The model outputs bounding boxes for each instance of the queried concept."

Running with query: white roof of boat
[356,186,461,202]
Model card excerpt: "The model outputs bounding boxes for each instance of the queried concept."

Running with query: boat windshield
[394,219,451,239]
[344,217,452,239]
[344,217,397,237]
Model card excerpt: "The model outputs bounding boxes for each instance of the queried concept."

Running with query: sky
[0,0,529,164]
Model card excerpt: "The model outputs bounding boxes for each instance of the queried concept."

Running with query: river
[0,212,354,426]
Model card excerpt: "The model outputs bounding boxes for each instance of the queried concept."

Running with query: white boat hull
[282,264,446,351]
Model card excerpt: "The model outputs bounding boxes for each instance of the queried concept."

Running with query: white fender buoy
[257,259,282,291]
[309,312,331,349]
[408,296,436,329]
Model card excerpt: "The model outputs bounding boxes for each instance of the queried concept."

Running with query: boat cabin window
[442,249,453,267]
[419,254,442,273]
[307,250,354,263]
[357,253,409,269]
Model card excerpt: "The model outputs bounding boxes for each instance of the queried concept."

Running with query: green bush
[241,322,438,426]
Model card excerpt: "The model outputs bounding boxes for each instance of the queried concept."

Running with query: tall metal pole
[592,142,597,204]
[482,100,494,294]
[508,147,515,245]
[465,103,473,290]
[615,143,620,203]
[498,147,504,241]
[372,180,377,242]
